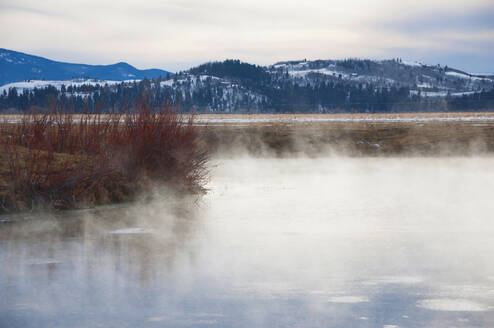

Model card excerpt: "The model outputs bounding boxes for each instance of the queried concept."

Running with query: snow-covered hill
[160,74,267,112]
[269,59,494,96]
[0,48,172,86]
[2,56,494,113]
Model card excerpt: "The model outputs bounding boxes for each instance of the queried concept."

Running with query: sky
[1,0,493,73]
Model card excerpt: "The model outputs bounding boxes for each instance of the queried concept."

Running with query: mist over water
[1,155,494,327]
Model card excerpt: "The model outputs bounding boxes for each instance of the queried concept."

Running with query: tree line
[1,68,493,113]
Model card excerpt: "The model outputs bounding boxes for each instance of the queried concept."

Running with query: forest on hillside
[1,60,494,113]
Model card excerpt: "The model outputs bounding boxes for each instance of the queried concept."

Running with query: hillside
[271,59,494,93]
[0,48,172,86]
[1,54,494,113]
[158,59,494,112]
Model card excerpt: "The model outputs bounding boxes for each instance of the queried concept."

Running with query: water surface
[1,157,494,327]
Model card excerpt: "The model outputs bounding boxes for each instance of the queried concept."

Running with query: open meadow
[196,112,494,156]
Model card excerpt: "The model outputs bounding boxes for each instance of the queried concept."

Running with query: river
[1,156,494,327]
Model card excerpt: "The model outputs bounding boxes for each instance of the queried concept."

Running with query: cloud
[0,3,61,18]
[0,0,493,72]
[377,8,494,33]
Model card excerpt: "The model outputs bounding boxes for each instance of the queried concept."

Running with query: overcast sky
[1,0,493,73]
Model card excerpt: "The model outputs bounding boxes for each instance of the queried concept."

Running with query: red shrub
[0,104,208,213]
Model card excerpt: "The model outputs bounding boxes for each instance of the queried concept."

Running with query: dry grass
[197,114,494,156]
[0,106,208,214]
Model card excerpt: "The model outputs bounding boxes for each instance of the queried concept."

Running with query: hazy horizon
[1,0,493,73]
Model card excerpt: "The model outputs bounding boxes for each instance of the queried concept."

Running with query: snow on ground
[287,68,346,78]
[286,67,398,85]
[160,79,176,87]
[160,75,220,87]
[194,115,494,124]
[4,115,494,125]
[0,79,139,93]
[402,60,423,67]
[469,72,494,77]
[445,71,491,81]
[410,90,478,97]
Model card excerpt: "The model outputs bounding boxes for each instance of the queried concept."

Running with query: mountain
[183,58,494,96]
[2,58,494,113]
[155,59,494,111]
[0,48,173,86]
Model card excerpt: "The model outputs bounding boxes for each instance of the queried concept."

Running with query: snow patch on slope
[0,79,139,93]
[446,71,491,81]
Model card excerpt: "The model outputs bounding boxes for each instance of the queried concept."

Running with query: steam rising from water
[1,155,494,327]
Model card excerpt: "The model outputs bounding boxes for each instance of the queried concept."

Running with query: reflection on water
[1,157,494,327]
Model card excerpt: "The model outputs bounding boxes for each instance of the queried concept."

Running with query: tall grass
[0,104,208,213]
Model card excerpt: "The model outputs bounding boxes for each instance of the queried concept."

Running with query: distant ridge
[0,48,173,86]
[2,55,494,113]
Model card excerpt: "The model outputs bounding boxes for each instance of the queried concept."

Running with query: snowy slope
[0,48,172,86]
[269,59,494,95]
[160,74,266,112]
[2,56,494,112]
[0,79,139,94]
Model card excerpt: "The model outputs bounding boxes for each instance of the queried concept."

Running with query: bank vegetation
[0,103,208,214]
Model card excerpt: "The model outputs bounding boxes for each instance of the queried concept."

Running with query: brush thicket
[0,103,208,213]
